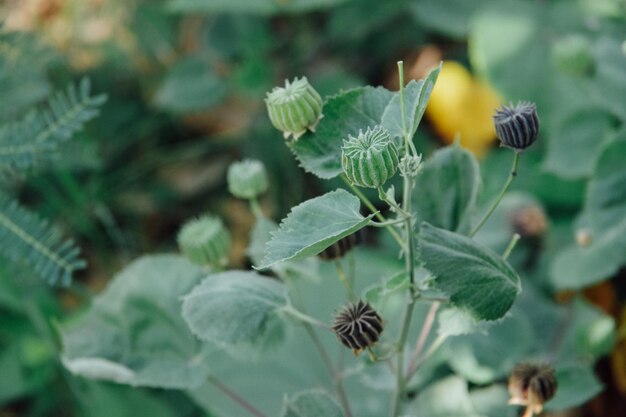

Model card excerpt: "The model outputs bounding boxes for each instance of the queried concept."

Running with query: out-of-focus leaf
[409,0,497,39]
[289,87,393,179]
[412,144,480,234]
[154,56,227,114]
[544,364,603,410]
[592,37,626,122]
[551,140,626,289]
[257,190,374,269]
[166,0,349,15]
[281,390,343,417]
[419,222,521,321]
[61,255,211,389]
[437,307,491,338]
[470,384,517,417]
[409,376,483,417]
[182,271,288,350]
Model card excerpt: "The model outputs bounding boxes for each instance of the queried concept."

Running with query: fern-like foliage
[0,193,86,286]
[0,78,107,175]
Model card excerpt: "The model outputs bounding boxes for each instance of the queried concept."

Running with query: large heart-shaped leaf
[257,189,375,270]
[418,222,521,321]
[61,255,210,389]
[281,390,343,417]
[182,270,288,350]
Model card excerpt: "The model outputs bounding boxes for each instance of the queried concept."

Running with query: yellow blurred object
[425,61,501,157]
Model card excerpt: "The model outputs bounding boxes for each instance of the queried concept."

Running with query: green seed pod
[508,362,557,417]
[177,215,230,268]
[493,102,539,151]
[265,77,323,140]
[227,159,269,200]
[332,300,384,355]
[341,126,399,188]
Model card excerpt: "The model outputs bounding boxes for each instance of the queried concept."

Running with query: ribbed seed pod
[227,159,269,200]
[317,232,362,260]
[177,215,230,268]
[332,300,383,355]
[341,126,399,188]
[508,362,558,417]
[265,77,323,140]
[493,102,540,151]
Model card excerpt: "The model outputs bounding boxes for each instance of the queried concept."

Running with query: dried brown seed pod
[508,362,558,417]
[317,233,359,260]
[332,300,383,355]
[493,102,540,151]
[512,205,548,238]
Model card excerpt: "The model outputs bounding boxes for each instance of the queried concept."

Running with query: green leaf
[0,193,85,286]
[437,307,491,338]
[167,0,349,15]
[154,55,227,114]
[0,78,106,174]
[281,390,343,417]
[412,144,480,234]
[544,364,603,411]
[381,63,441,141]
[445,310,533,384]
[550,140,626,289]
[418,222,521,321]
[289,87,394,179]
[543,108,616,179]
[409,376,483,417]
[61,255,211,389]
[257,189,375,269]
[470,384,517,417]
[182,270,288,350]
[409,0,495,39]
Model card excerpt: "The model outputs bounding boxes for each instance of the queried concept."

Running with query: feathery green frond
[0,193,86,286]
[0,78,107,174]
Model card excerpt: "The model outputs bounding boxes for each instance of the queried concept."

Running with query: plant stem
[405,334,447,379]
[502,233,521,261]
[335,260,356,301]
[281,305,331,330]
[389,61,417,417]
[469,151,520,237]
[405,301,440,379]
[302,323,354,417]
[207,376,269,417]
[249,198,263,219]
[341,175,405,247]
[377,187,410,217]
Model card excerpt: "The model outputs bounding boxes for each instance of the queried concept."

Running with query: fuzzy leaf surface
[381,62,441,140]
[550,139,626,289]
[61,255,210,389]
[413,144,480,234]
[182,270,288,349]
[419,222,521,321]
[289,87,393,179]
[257,189,374,269]
[281,390,343,417]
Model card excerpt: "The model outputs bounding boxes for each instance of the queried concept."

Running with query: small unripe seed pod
[265,77,323,140]
[332,300,384,355]
[493,102,540,151]
[177,215,230,268]
[508,362,557,417]
[318,233,360,260]
[227,159,269,200]
[342,126,399,188]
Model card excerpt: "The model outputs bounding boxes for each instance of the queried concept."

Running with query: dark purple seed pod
[332,300,383,355]
[317,232,361,260]
[493,102,539,151]
[508,362,557,416]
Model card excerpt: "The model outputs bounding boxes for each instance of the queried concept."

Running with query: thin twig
[207,375,269,417]
[405,301,440,378]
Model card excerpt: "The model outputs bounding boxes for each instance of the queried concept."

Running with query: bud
[265,77,323,140]
[227,159,269,200]
[177,215,230,268]
[508,362,557,417]
[342,126,399,188]
[318,232,361,260]
[332,300,383,355]
[493,102,539,151]
[511,205,547,238]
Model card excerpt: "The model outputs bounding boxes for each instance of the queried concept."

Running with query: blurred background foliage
[0,0,625,416]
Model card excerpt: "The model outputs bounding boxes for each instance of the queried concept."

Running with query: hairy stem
[405,301,440,379]
[207,376,269,417]
[281,305,331,330]
[341,175,405,247]
[502,233,521,261]
[469,151,521,237]
[335,260,356,301]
